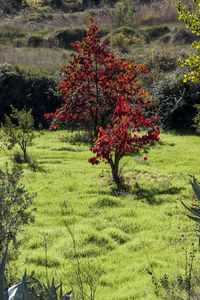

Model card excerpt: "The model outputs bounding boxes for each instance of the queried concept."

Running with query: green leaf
[190,176,200,200]
[187,214,200,224]
[181,200,200,218]
[14,270,30,300]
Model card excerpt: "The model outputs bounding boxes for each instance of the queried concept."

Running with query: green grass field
[1,130,200,299]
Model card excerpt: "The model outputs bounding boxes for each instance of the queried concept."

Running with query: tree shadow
[131,185,183,205]
[105,181,183,205]
[27,161,47,173]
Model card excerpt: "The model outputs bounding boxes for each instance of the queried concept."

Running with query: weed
[65,224,102,300]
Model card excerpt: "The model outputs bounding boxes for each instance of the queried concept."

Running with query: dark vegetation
[0,65,60,128]
[0,0,198,133]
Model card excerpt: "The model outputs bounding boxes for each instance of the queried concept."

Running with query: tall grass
[0,130,199,299]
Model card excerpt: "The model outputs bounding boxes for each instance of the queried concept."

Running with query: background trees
[177,0,200,132]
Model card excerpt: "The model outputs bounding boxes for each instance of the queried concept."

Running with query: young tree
[177,0,200,83]
[45,18,148,137]
[1,106,35,162]
[89,96,160,188]
[177,0,200,132]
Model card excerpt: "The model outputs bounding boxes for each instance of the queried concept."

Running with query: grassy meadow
[1,130,200,299]
[1,0,200,298]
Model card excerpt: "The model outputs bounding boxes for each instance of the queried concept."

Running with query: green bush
[101,26,135,45]
[1,106,36,162]
[152,70,200,131]
[139,25,170,43]
[0,165,35,253]
[0,0,23,13]
[0,65,60,128]
[110,32,145,52]
[110,32,133,53]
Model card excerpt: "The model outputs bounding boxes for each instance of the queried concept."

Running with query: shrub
[0,165,35,253]
[139,25,170,43]
[147,51,178,72]
[0,0,23,13]
[1,106,37,162]
[110,32,145,52]
[110,32,133,53]
[152,70,200,131]
[101,26,135,46]
[171,27,198,45]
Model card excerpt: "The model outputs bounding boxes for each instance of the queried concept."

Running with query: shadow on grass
[109,184,183,205]
[27,161,47,172]
[131,185,183,205]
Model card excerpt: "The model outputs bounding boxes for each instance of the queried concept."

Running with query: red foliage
[89,95,160,187]
[44,18,148,136]
[89,96,159,163]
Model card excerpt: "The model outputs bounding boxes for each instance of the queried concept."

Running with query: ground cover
[0,130,199,299]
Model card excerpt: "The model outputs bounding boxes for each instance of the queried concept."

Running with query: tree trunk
[23,147,27,162]
[94,120,98,138]
[109,154,121,188]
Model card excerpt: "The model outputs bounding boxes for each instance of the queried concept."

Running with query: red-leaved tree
[45,18,148,137]
[89,96,160,188]
[45,18,160,188]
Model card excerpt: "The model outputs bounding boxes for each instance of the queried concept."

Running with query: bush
[147,51,178,72]
[0,165,35,253]
[0,65,60,128]
[0,0,23,13]
[139,25,170,43]
[171,27,198,45]
[1,106,36,162]
[110,32,145,52]
[110,32,133,53]
[152,70,200,131]
[101,26,135,46]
